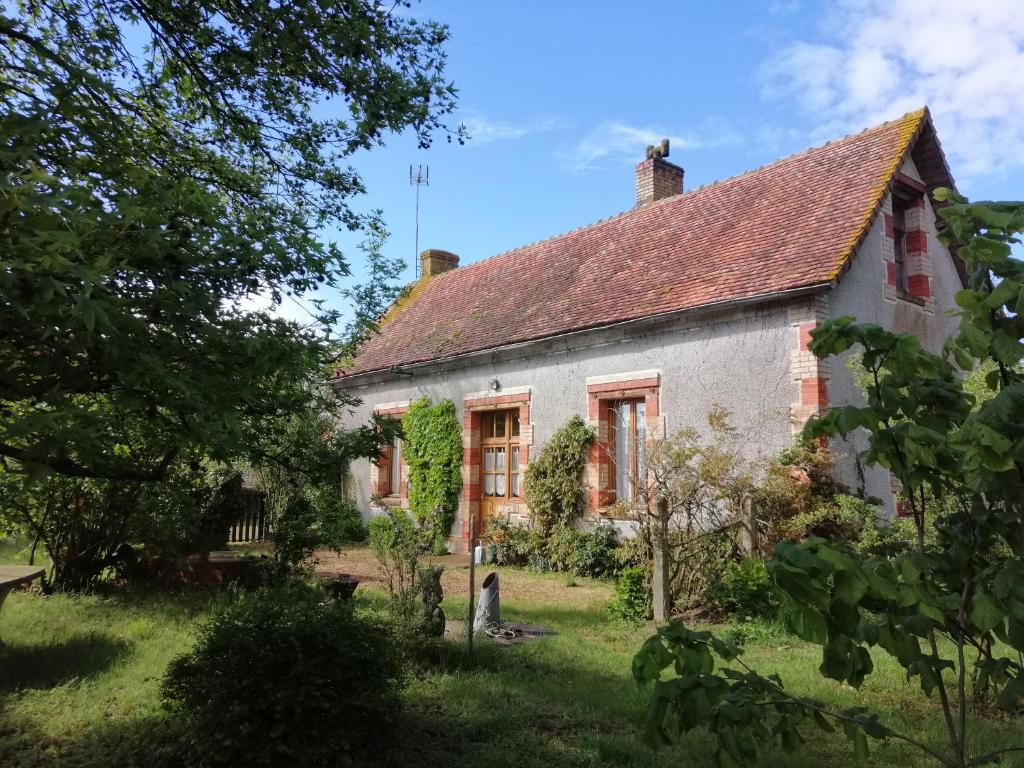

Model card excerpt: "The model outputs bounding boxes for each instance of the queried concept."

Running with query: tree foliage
[1,0,457,585]
[635,191,1024,767]
[0,0,459,481]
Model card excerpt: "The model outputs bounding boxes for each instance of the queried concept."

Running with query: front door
[480,409,522,525]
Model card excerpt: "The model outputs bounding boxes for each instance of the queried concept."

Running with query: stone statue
[645,138,670,160]
[417,565,445,638]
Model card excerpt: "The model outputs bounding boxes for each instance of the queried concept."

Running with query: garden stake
[467,515,475,661]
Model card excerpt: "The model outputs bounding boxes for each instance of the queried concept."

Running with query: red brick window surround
[585,372,661,513]
[883,174,931,304]
[459,387,532,550]
[372,402,409,500]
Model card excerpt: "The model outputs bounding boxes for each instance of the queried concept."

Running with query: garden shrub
[523,415,595,532]
[609,565,648,623]
[669,525,735,613]
[705,556,777,619]
[162,582,403,768]
[271,494,365,570]
[367,507,420,595]
[482,518,545,568]
[753,438,847,553]
[486,519,621,577]
[402,398,463,552]
[782,492,878,543]
[313,491,367,543]
[546,523,620,577]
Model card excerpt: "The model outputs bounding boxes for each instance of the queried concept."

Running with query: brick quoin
[886,261,898,287]
[801,377,828,408]
[905,230,927,254]
[884,212,894,238]
[798,322,816,352]
[907,274,931,298]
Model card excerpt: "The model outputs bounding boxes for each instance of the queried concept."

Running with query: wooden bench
[0,565,45,648]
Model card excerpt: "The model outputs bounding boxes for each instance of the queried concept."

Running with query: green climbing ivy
[402,398,463,551]
[523,415,595,533]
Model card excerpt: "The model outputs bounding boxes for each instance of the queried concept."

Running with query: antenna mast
[409,164,429,278]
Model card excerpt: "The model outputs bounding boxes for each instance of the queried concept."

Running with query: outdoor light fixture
[489,378,501,392]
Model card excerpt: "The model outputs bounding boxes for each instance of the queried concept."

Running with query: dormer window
[890,175,929,303]
[892,198,908,294]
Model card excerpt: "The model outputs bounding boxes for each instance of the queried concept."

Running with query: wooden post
[467,515,475,659]
[740,496,757,556]
[652,496,672,623]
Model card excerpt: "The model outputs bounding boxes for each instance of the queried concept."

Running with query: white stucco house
[331,108,964,553]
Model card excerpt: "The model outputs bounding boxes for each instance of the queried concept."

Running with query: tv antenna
[410,164,429,278]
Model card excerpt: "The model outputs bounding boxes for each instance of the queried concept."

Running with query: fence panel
[228,488,269,543]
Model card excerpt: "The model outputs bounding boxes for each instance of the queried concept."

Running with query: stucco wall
[336,301,798,529]
[828,156,963,512]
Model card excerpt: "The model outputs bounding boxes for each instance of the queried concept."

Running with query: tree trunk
[652,496,672,623]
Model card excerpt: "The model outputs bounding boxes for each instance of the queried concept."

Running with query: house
[331,108,963,553]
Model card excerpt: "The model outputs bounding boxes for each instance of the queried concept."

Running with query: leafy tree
[255,403,399,573]
[336,218,408,365]
[1,1,457,585]
[634,192,1024,767]
[0,0,459,481]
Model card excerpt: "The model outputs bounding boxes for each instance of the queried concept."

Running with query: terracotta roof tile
[339,109,939,378]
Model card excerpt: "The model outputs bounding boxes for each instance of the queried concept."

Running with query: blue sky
[279,0,1024,326]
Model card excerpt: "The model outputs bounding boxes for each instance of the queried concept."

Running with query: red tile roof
[338,108,952,378]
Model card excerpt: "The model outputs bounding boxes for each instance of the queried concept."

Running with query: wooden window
[481,410,521,500]
[610,399,646,502]
[388,436,402,497]
[892,181,924,300]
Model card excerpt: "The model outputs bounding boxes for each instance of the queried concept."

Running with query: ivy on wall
[523,415,595,533]
[402,397,463,551]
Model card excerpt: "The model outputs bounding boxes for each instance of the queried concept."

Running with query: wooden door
[480,409,522,524]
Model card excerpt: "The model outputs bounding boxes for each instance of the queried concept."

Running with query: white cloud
[759,0,1024,186]
[562,118,742,172]
[460,113,569,145]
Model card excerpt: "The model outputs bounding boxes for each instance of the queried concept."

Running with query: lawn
[0,545,1021,767]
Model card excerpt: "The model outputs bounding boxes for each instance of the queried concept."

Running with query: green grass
[0,566,1021,766]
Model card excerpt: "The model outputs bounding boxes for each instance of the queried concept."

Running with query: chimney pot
[635,140,684,206]
[420,249,459,278]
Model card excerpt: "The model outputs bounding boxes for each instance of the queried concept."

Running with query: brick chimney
[420,249,459,278]
[635,138,684,206]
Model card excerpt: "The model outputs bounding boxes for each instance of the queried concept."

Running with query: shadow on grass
[0,709,191,768]
[0,633,133,693]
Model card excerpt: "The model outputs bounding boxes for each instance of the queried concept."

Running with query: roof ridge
[429,108,928,282]
[672,107,928,200]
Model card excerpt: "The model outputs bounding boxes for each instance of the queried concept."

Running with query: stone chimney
[420,249,459,278]
[635,138,684,206]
